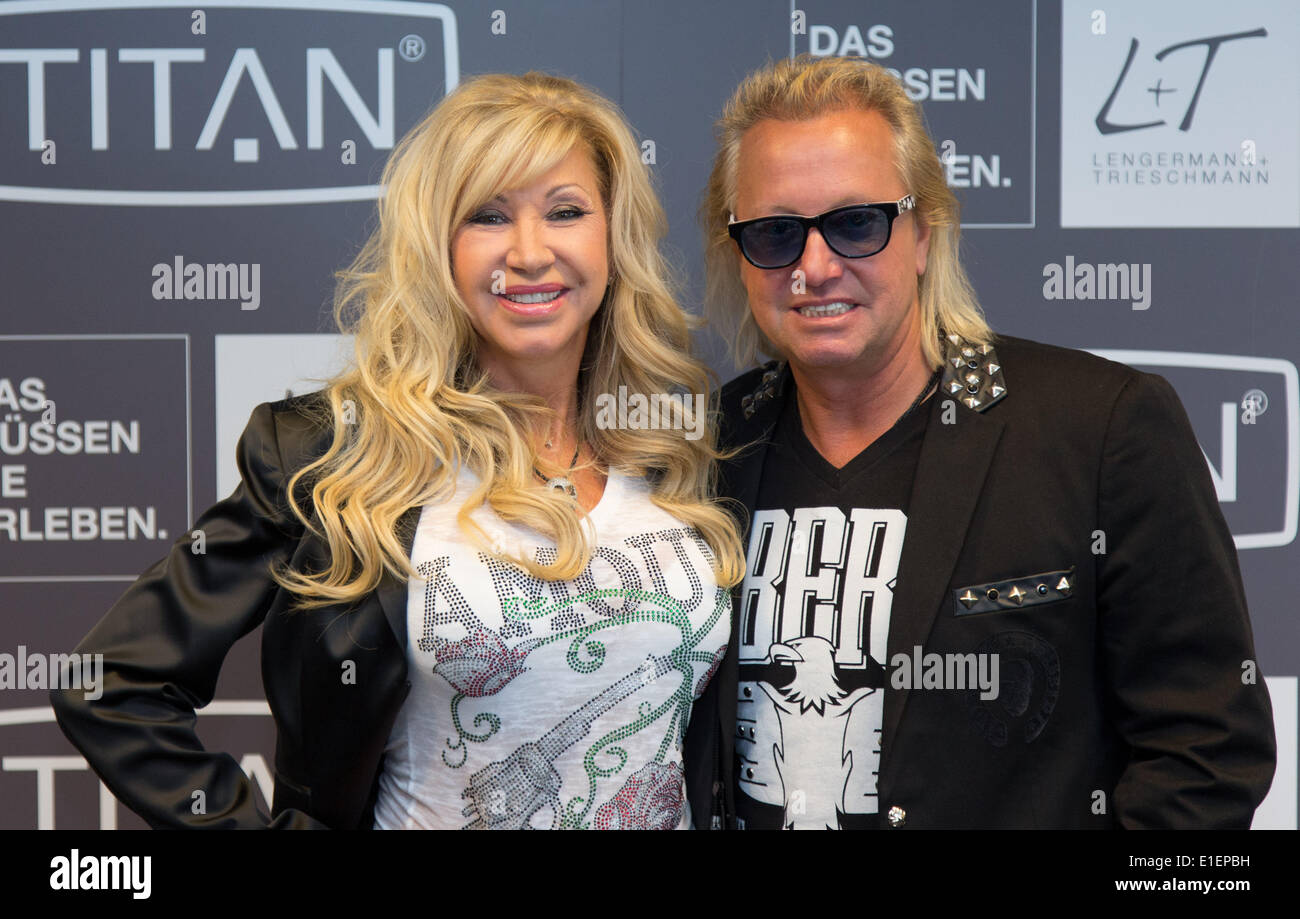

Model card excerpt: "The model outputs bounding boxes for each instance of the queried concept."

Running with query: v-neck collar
[780,382,932,490]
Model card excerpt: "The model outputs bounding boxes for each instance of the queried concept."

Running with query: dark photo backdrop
[0,0,1294,829]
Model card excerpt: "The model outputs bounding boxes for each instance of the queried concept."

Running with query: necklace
[900,368,942,423]
[533,443,581,499]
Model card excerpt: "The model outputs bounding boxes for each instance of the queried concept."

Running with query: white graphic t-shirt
[372,466,730,830]
[736,392,926,829]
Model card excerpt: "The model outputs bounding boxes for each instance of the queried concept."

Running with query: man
[683,55,1276,829]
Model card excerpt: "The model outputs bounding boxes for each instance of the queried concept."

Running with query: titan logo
[0,0,459,205]
[1090,350,1299,549]
[0,700,273,829]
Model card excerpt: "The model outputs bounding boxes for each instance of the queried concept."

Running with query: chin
[784,342,872,371]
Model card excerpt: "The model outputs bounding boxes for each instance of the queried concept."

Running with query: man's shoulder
[715,335,1156,438]
[988,334,1135,378]
[985,334,1148,419]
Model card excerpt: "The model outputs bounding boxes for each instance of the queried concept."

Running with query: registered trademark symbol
[1241,389,1268,416]
[398,34,425,62]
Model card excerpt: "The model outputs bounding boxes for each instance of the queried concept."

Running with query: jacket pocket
[953,566,1075,616]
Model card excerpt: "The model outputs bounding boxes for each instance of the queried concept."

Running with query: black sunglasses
[727,195,916,270]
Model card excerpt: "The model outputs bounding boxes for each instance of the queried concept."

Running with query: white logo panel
[1061,0,1299,227]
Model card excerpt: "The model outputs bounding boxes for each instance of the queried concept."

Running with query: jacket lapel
[721,365,789,543]
[881,391,1004,763]
[714,366,786,817]
[727,430,775,545]
[376,504,422,650]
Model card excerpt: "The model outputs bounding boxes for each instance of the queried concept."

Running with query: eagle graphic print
[736,506,907,830]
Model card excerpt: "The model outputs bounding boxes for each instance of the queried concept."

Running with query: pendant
[545,476,578,499]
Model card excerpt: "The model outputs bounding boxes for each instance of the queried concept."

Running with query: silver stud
[986,587,999,601]
[959,589,978,609]
[887,805,906,828]
[1008,585,1026,604]
[1056,576,1072,596]
[939,331,1006,414]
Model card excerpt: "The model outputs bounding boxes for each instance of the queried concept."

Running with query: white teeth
[797,301,853,317]
[503,290,563,304]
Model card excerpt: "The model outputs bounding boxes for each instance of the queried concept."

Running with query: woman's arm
[50,400,324,828]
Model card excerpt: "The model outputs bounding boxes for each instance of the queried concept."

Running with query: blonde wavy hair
[273,72,746,609]
[702,55,993,371]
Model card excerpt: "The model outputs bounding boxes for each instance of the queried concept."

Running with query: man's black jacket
[682,334,1277,829]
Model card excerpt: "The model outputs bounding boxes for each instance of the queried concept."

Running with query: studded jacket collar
[738,331,1007,424]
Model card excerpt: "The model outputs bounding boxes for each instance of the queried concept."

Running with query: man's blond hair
[702,55,993,370]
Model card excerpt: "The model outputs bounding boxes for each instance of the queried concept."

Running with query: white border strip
[1253,676,1297,829]
[0,700,271,726]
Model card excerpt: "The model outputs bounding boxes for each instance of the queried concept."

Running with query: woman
[51,72,745,830]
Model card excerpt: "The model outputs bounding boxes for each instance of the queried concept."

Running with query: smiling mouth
[795,301,856,317]
[500,290,565,304]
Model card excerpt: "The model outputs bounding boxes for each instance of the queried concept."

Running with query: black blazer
[683,334,1277,829]
[52,392,421,829]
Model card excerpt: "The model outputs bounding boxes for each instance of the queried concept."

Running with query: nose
[506,215,554,275]
[796,227,843,287]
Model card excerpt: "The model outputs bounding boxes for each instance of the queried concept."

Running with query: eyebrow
[491,183,590,204]
[762,195,877,215]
